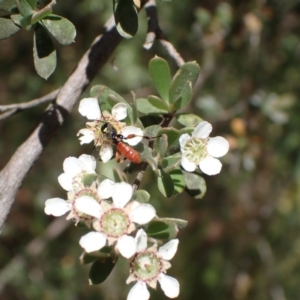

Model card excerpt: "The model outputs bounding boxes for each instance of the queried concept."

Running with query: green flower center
[132,251,161,281]
[183,137,208,163]
[100,208,129,238]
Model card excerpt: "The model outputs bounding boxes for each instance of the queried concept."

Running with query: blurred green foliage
[1,0,300,299]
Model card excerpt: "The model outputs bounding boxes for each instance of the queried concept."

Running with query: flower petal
[75,196,102,218]
[207,136,229,158]
[100,144,114,163]
[44,198,71,216]
[78,98,101,120]
[78,154,96,172]
[112,103,127,120]
[158,274,180,298]
[57,173,73,191]
[158,239,179,260]
[63,157,82,176]
[135,229,148,252]
[179,134,190,149]
[97,179,115,199]
[192,121,212,139]
[79,231,106,253]
[117,235,137,258]
[130,204,156,225]
[199,156,222,175]
[77,128,95,145]
[121,126,143,146]
[181,156,196,172]
[112,182,133,208]
[127,282,150,300]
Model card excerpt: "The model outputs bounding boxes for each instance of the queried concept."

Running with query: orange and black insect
[100,121,142,164]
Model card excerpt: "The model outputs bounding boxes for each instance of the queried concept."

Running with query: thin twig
[143,0,185,67]
[0,89,60,121]
[0,89,59,112]
[0,108,17,121]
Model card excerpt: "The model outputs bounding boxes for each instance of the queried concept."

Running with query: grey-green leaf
[155,133,168,159]
[169,61,200,110]
[114,0,139,39]
[89,257,117,285]
[157,170,174,197]
[162,153,181,173]
[146,219,178,240]
[133,190,150,203]
[33,23,56,79]
[183,171,207,199]
[149,56,171,104]
[0,18,20,39]
[176,113,203,127]
[169,167,185,195]
[157,128,180,149]
[137,96,169,115]
[16,0,33,16]
[11,13,32,29]
[42,14,76,45]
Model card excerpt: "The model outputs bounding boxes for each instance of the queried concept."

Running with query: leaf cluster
[0,0,76,79]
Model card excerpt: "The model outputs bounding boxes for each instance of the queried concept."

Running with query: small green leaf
[176,113,203,127]
[183,171,206,199]
[157,169,174,197]
[114,0,139,38]
[42,14,76,45]
[11,13,32,29]
[143,125,162,138]
[155,133,168,159]
[16,0,33,16]
[83,174,98,187]
[0,18,20,39]
[169,167,185,195]
[163,217,188,231]
[90,85,127,112]
[89,257,117,285]
[33,23,56,79]
[146,219,178,240]
[169,61,200,110]
[133,190,150,203]
[149,56,171,104]
[141,145,159,174]
[136,96,169,115]
[113,168,128,182]
[26,0,36,9]
[80,253,98,265]
[157,128,180,149]
[131,92,138,124]
[173,81,193,111]
[90,85,121,106]
[179,127,194,136]
[161,153,181,173]
[146,220,168,236]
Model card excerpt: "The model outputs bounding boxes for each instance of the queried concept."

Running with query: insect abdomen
[116,142,141,164]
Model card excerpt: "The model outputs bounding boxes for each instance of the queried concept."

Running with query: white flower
[179,121,229,175]
[127,233,180,300]
[44,155,102,223]
[58,154,96,191]
[77,180,156,258]
[77,97,144,163]
[44,193,101,224]
[44,197,72,217]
